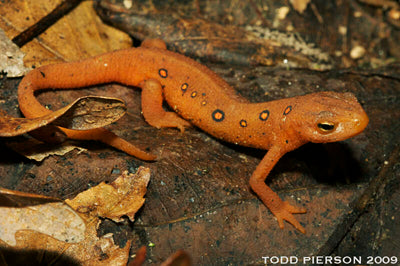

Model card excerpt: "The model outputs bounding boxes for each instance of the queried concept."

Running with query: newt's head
[296,92,369,143]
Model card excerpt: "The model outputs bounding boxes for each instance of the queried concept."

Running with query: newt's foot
[144,111,191,133]
[272,201,306,234]
[160,112,192,133]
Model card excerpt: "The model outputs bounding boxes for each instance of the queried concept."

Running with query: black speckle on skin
[40,71,45,78]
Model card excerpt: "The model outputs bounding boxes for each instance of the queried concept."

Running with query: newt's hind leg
[63,127,157,161]
[140,79,191,132]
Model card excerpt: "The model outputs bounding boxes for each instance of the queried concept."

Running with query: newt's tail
[17,53,157,161]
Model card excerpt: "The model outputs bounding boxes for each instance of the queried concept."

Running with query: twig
[12,0,83,47]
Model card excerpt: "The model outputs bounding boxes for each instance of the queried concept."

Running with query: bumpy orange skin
[18,39,369,233]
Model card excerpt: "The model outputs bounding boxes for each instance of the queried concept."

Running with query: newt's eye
[317,122,335,133]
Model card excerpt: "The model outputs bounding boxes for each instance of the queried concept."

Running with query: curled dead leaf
[0,166,151,265]
[7,224,132,266]
[66,167,151,222]
[51,95,127,130]
[0,96,126,137]
[6,138,87,162]
[0,187,85,246]
[0,187,60,207]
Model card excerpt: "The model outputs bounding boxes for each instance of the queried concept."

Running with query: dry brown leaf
[51,96,127,130]
[10,224,131,266]
[0,202,86,246]
[66,167,151,222]
[290,0,311,14]
[0,187,60,207]
[6,138,87,162]
[0,188,85,246]
[0,167,150,265]
[0,0,132,67]
[0,96,126,137]
[0,28,29,77]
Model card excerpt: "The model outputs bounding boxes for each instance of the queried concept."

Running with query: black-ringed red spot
[191,91,197,98]
[283,105,292,115]
[201,100,207,106]
[181,83,188,92]
[158,68,168,78]
[239,120,247,127]
[259,109,270,121]
[212,109,225,122]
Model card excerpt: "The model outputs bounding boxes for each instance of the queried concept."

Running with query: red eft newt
[18,39,369,233]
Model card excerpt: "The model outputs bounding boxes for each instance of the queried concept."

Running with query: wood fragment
[12,0,83,47]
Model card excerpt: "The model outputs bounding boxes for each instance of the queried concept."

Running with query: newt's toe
[273,201,306,234]
[283,201,307,214]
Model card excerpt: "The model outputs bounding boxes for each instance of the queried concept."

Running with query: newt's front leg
[249,146,306,234]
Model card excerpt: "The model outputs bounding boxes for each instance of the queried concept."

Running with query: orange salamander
[18,39,369,233]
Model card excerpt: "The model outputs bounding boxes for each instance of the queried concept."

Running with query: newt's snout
[339,91,369,138]
[350,105,369,137]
